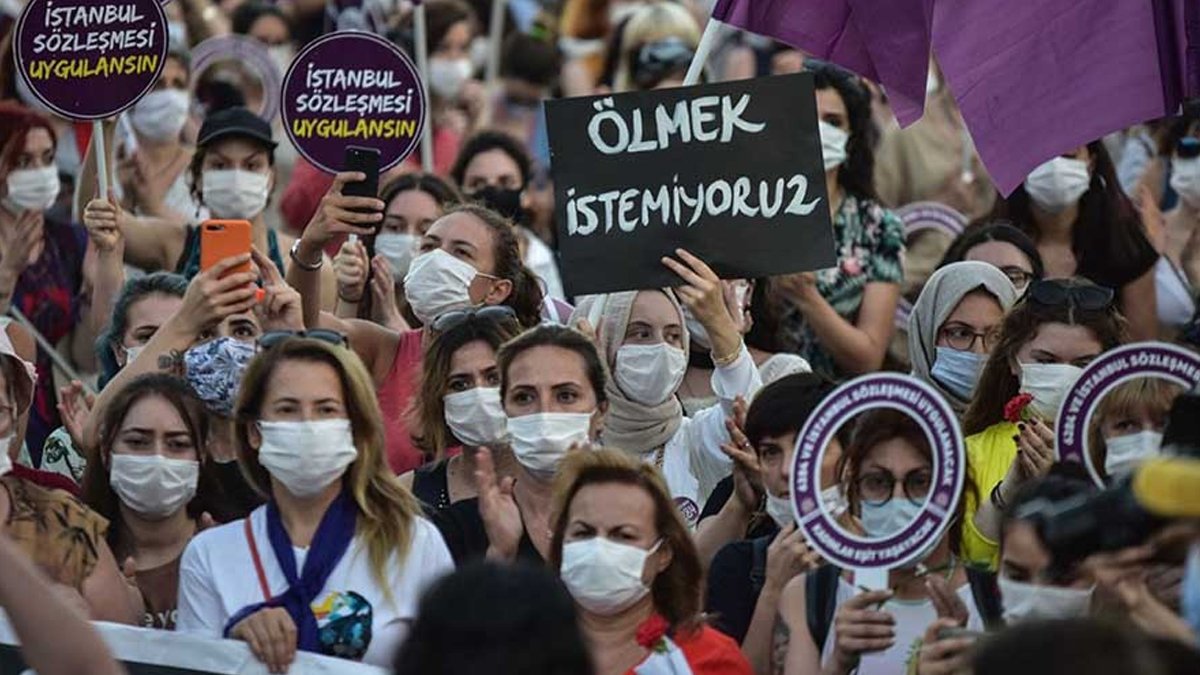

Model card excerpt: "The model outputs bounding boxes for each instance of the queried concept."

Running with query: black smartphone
[343,145,381,219]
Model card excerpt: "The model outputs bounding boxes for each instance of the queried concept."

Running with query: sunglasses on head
[1177,137,1200,160]
[430,305,518,333]
[258,329,349,350]
[633,37,695,89]
[1025,279,1114,311]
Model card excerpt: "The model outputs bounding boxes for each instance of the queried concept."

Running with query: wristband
[289,240,323,271]
[711,341,743,368]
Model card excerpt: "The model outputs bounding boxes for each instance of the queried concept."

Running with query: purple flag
[710,0,933,125]
[932,0,1177,194]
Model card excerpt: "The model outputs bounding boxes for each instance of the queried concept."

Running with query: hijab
[908,261,1017,413]
[570,290,688,455]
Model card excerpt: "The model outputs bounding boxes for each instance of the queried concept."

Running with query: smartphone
[200,220,253,277]
[343,145,381,219]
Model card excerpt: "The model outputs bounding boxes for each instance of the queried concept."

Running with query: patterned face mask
[184,337,256,417]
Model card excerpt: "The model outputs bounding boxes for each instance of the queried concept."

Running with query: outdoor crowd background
[0,0,1197,674]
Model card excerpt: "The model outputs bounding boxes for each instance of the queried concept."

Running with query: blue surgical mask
[930,347,987,401]
[860,497,923,538]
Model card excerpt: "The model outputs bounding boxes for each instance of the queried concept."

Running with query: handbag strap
[243,518,271,602]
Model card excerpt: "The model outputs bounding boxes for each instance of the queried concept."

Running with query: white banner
[0,616,389,675]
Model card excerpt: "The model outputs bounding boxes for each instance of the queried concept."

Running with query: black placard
[546,73,837,296]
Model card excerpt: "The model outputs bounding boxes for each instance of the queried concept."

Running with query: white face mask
[1023,157,1090,214]
[999,576,1093,624]
[257,419,357,498]
[4,165,60,214]
[822,484,848,519]
[167,20,188,47]
[109,454,199,520]
[819,120,849,171]
[1170,156,1200,209]
[561,537,661,616]
[930,347,987,401]
[1019,362,1083,421]
[860,497,923,538]
[130,89,190,143]
[403,249,483,325]
[0,435,12,477]
[507,412,592,478]
[1103,430,1162,478]
[428,57,474,100]
[443,387,508,447]
[614,343,686,406]
[268,45,295,79]
[202,169,270,220]
[766,492,794,529]
[375,232,419,278]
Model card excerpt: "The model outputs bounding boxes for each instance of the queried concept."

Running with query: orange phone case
[200,220,253,276]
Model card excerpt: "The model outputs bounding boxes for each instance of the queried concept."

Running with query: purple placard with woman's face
[15,0,168,120]
[1055,341,1200,486]
[790,373,966,571]
[281,31,425,175]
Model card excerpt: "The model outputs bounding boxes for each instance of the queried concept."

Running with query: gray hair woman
[908,261,1018,414]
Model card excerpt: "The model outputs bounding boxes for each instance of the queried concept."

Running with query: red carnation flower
[1004,393,1035,423]
[636,614,670,651]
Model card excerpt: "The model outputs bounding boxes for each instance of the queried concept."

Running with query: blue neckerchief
[224,492,358,653]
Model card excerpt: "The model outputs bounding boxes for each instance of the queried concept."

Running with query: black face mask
[469,185,526,225]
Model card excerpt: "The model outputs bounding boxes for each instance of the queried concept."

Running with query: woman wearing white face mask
[961,278,1126,569]
[294,201,544,475]
[570,249,763,529]
[176,337,453,671]
[1087,378,1180,482]
[431,324,608,565]
[775,409,985,675]
[551,449,753,675]
[908,262,1017,416]
[334,173,462,332]
[398,306,521,509]
[767,61,905,380]
[995,141,1159,341]
[0,102,111,457]
[80,374,212,630]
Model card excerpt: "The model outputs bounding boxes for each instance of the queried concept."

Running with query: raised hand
[829,590,896,673]
[253,247,304,332]
[370,256,409,331]
[334,239,368,303]
[82,192,124,254]
[56,380,95,452]
[172,255,259,337]
[476,446,523,563]
[301,172,384,250]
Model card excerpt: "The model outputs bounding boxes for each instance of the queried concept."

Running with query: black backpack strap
[806,564,842,652]
[749,535,772,596]
[965,566,1004,630]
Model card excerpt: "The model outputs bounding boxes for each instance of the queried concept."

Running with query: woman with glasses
[570,250,761,528]
[292,197,544,474]
[775,409,981,675]
[908,262,1018,416]
[399,306,522,510]
[993,141,1159,340]
[939,221,1045,296]
[176,336,453,671]
[765,61,905,379]
[960,277,1126,569]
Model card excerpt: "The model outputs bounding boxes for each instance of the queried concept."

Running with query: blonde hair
[613,2,700,92]
[235,339,422,600]
[1087,377,1182,479]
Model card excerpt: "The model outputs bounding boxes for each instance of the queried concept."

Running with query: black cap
[197,106,277,150]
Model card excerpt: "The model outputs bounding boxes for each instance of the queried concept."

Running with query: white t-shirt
[660,345,763,527]
[819,576,984,675]
[176,505,453,667]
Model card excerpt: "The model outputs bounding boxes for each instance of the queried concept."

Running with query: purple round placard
[190,35,281,123]
[281,31,425,175]
[896,201,967,238]
[1055,341,1200,486]
[790,373,965,570]
[15,0,168,120]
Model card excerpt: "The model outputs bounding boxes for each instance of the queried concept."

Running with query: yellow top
[962,421,1018,570]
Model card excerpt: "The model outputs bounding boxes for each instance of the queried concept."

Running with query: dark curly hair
[806,59,879,201]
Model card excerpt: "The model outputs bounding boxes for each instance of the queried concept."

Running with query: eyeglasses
[1026,279,1114,311]
[430,305,518,333]
[938,322,1001,352]
[999,266,1035,290]
[1177,137,1200,160]
[856,468,932,506]
[258,330,349,350]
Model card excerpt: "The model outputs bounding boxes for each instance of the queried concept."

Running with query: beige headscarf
[908,261,1017,413]
[0,327,35,417]
[570,290,689,455]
